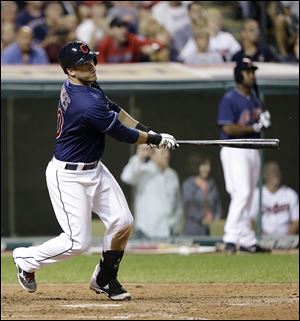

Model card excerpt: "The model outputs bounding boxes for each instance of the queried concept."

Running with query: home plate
[59,304,122,308]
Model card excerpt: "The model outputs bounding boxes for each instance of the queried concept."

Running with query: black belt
[65,161,98,171]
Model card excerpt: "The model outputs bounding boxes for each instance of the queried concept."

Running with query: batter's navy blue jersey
[217,88,262,139]
[54,80,139,163]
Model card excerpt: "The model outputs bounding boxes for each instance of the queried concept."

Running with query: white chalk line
[59,303,122,308]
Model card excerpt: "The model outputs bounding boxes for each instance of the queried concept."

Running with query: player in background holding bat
[13,40,178,300]
[217,57,272,253]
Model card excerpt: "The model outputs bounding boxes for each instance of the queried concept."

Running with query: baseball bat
[176,138,280,149]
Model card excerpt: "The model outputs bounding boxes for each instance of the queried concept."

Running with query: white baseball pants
[13,158,133,273]
[220,147,260,247]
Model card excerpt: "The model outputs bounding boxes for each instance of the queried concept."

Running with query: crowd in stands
[1,1,299,65]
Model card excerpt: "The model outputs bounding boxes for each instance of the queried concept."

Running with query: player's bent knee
[110,224,132,251]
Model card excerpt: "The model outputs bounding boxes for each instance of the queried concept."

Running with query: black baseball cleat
[224,242,237,254]
[239,244,271,253]
[91,278,131,301]
[90,264,131,301]
[15,263,37,293]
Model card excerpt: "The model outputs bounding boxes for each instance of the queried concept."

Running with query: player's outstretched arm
[106,119,178,150]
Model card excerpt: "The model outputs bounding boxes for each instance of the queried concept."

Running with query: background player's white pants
[220,147,260,247]
[13,158,133,273]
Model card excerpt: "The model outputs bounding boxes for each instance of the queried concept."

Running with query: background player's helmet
[58,40,99,74]
[234,57,258,83]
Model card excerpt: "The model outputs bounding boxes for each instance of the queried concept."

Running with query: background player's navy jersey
[54,80,139,163]
[217,88,262,139]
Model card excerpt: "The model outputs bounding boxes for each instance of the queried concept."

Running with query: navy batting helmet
[58,41,99,74]
[234,57,258,83]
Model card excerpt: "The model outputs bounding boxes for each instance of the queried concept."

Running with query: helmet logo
[80,43,89,54]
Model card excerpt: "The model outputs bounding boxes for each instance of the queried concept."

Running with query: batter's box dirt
[1,283,299,320]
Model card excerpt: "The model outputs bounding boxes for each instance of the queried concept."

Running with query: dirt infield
[1,283,298,320]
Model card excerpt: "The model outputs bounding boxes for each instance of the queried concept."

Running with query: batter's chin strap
[96,250,124,287]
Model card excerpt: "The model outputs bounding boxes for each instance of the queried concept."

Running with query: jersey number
[56,108,64,139]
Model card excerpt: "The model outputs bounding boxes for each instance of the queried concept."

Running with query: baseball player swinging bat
[176,138,280,149]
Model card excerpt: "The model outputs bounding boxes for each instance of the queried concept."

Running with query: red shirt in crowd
[96,33,162,63]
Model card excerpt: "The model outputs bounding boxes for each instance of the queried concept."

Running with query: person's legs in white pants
[13,160,95,273]
[221,148,258,247]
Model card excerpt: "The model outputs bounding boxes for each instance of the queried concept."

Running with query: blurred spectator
[274,1,299,57]
[182,154,222,236]
[1,26,49,64]
[151,1,190,37]
[121,145,183,238]
[107,1,139,33]
[1,22,16,51]
[238,1,279,43]
[206,8,241,61]
[180,27,224,64]
[250,161,299,237]
[232,19,280,63]
[180,8,240,62]
[1,1,18,24]
[96,17,164,63]
[76,2,108,50]
[75,2,92,23]
[29,2,78,63]
[15,1,43,28]
[172,1,208,59]
[43,14,78,63]
[29,1,65,44]
[138,9,171,62]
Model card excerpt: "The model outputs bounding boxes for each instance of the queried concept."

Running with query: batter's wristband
[136,122,151,132]
[146,133,162,145]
